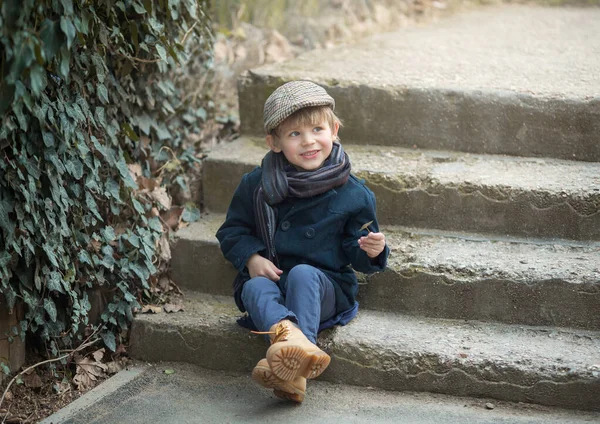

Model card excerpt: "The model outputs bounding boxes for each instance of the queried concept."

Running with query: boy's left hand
[358,232,386,258]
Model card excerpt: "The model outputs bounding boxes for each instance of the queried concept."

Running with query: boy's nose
[301,134,315,145]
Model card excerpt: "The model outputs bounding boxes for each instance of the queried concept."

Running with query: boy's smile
[267,120,339,171]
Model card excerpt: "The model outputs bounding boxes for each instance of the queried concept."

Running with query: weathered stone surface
[203,138,600,240]
[170,213,236,297]
[171,214,600,330]
[129,292,600,411]
[238,6,600,161]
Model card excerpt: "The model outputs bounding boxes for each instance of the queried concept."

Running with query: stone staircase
[130,5,600,411]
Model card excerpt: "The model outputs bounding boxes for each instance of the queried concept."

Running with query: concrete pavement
[43,363,600,424]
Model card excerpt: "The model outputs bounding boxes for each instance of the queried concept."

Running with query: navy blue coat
[216,166,389,315]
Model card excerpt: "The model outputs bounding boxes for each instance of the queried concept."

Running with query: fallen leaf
[164,369,175,375]
[23,370,43,388]
[158,234,171,262]
[360,221,373,232]
[137,176,159,191]
[92,348,105,363]
[127,163,143,181]
[115,343,127,355]
[53,379,70,395]
[73,354,108,390]
[106,359,125,375]
[141,305,162,314]
[150,186,171,210]
[89,239,102,252]
[161,207,184,231]
[164,302,184,313]
[158,277,172,292]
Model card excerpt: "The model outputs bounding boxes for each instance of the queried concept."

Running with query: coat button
[281,221,291,231]
[305,228,315,238]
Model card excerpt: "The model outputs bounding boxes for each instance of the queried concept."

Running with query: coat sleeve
[216,172,266,271]
[341,189,389,274]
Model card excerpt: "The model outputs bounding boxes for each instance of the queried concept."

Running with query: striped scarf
[233,142,351,310]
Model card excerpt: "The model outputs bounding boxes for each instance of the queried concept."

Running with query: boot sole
[252,364,305,403]
[269,346,330,381]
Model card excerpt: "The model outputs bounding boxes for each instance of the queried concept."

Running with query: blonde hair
[270,106,343,137]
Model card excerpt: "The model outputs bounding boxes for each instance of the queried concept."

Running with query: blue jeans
[240,264,337,344]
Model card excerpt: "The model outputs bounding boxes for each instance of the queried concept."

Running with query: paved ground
[43,362,600,424]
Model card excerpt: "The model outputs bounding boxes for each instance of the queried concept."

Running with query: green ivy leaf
[78,250,92,266]
[44,298,58,322]
[101,331,116,352]
[147,217,162,233]
[40,19,62,61]
[116,158,137,189]
[182,205,200,222]
[60,0,74,15]
[29,64,47,97]
[60,16,77,49]
[155,43,167,63]
[121,122,139,141]
[46,271,65,294]
[102,226,116,242]
[59,45,71,80]
[85,192,102,221]
[97,84,109,104]
[105,179,121,201]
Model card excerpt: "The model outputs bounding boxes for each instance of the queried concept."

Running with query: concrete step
[129,291,600,411]
[203,138,600,241]
[170,213,600,330]
[238,5,600,162]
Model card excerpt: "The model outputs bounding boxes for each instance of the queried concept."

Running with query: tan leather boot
[252,358,306,403]
[254,320,330,381]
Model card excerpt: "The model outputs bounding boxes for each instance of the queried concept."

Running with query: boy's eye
[289,131,300,137]
[313,126,323,132]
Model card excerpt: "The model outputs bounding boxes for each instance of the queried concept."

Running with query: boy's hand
[246,253,284,281]
[358,232,386,258]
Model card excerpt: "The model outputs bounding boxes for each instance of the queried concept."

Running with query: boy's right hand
[246,253,283,281]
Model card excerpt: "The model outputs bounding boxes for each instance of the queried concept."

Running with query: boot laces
[251,321,291,344]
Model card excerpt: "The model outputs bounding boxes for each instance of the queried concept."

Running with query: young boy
[216,80,389,402]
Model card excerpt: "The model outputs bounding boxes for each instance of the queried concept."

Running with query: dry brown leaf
[150,186,171,210]
[106,359,125,375]
[158,234,171,262]
[141,305,162,314]
[92,348,105,362]
[22,370,43,388]
[137,176,159,191]
[73,354,108,390]
[158,277,172,292]
[161,207,184,231]
[115,343,127,355]
[89,239,102,252]
[164,302,184,313]
[127,163,143,181]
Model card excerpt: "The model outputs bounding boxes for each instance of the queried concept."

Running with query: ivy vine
[0,0,212,361]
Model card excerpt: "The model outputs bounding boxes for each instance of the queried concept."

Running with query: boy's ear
[331,122,340,140]
[266,134,282,153]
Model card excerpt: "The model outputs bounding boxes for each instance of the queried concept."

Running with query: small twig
[0,336,101,419]
[119,52,161,64]
[180,21,198,45]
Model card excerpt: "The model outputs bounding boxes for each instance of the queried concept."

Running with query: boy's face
[266,119,339,171]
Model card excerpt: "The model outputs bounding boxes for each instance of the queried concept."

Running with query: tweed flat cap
[263,81,335,133]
